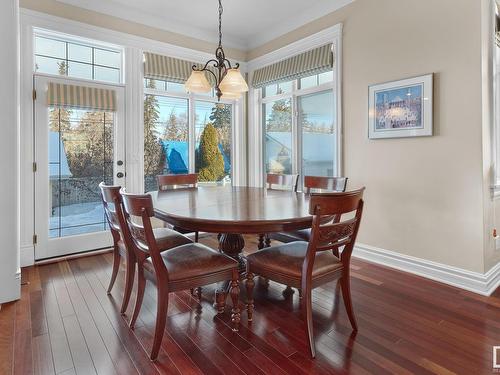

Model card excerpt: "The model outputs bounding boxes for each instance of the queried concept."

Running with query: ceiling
[57,0,353,50]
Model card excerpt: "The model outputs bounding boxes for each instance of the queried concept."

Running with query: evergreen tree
[164,109,187,141]
[49,61,71,133]
[209,104,231,158]
[143,79,165,177]
[65,111,113,178]
[198,123,225,182]
[266,99,292,132]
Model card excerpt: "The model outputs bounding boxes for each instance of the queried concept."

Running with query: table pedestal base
[218,233,246,274]
[214,233,246,312]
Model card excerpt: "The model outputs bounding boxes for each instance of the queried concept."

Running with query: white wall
[0,0,20,303]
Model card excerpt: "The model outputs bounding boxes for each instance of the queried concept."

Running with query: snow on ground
[50,201,106,237]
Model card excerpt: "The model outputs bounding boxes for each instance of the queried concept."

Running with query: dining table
[151,185,313,272]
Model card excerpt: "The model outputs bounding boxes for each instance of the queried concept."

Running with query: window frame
[261,76,336,188]
[247,25,343,189]
[143,82,237,186]
[33,28,124,84]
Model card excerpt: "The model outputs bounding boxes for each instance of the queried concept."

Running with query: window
[195,101,232,182]
[143,79,234,191]
[264,98,292,174]
[262,71,336,184]
[34,34,122,83]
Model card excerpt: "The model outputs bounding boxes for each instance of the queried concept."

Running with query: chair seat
[144,243,237,281]
[247,241,343,280]
[152,227,192,251]
[268,229,311,243]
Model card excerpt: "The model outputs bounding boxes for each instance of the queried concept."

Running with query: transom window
[143,78,233,192]
[261,71,337,186]
[34,34,122,83]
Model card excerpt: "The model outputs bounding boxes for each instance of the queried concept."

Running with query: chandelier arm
[203,68,218,84]
[192,60,219,72]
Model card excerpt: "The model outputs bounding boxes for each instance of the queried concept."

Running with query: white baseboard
[353,243,500,296]
[20,245,35,267]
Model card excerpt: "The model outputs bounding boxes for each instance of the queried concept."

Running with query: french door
[34,75,126,259]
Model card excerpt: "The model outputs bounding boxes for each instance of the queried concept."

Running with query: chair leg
[245,272,254,322]
[302,286,316,358]
[230,269,241,332]
[150,286,169,361]
[107,245,120,294]
[120,253,136,315]
[129,264,145,329]
[340,274,358,331]
[195,231,199,242]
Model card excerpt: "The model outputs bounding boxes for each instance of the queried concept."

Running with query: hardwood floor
[1,234,499,374]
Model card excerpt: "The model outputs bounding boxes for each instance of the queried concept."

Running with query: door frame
[33,74,126,260]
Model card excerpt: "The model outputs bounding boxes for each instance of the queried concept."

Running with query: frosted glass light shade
[219,68,248,93]
[185,71,211,93]
[221,90,242,100]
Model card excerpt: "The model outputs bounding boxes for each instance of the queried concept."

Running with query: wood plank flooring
[1,234,499,375]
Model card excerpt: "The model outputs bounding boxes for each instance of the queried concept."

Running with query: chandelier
[184,0,248,101]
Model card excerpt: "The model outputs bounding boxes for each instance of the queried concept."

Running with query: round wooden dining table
[151,186,312,271]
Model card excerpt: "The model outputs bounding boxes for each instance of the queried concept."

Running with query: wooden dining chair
[99,182,135,314]
[99,182,193,316]
[121,191,241,361]
[266,173,299,192]
[157,173,200,242]
[258,173,299,249]
[268,176,348,244]
[246,188,365,358]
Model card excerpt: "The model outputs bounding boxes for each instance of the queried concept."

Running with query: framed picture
[368,74,433,139]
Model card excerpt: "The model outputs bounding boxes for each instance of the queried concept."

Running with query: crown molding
[54,0,354,51]
[246,0,352,49]
[55,0,246,49]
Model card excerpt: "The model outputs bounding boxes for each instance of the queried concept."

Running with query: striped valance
[252,44,333,88]
[144,52,216,85]
[47,82,116,112]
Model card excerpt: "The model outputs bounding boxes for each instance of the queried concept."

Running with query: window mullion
[188,95,196,174]
[291,92,300,179]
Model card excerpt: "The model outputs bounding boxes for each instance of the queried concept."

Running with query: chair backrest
[157,173,198,191]
[266,173,299,192]
[304,188,365,274]
[121,190,168,279]
[304,176,348,194]
[99,182,127,243]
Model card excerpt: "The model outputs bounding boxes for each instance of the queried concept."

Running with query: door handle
[116,172,124,178]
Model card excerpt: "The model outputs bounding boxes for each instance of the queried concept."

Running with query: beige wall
[250,0,487,273]
[21,0,496,273]
[19,0,246,61]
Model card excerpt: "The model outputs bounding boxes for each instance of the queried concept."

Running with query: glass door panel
[49,108,114,238]
[35,76,125,259]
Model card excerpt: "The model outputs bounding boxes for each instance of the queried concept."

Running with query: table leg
[214,233,246,312]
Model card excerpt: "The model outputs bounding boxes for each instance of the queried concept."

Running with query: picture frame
[368,74,433,139]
